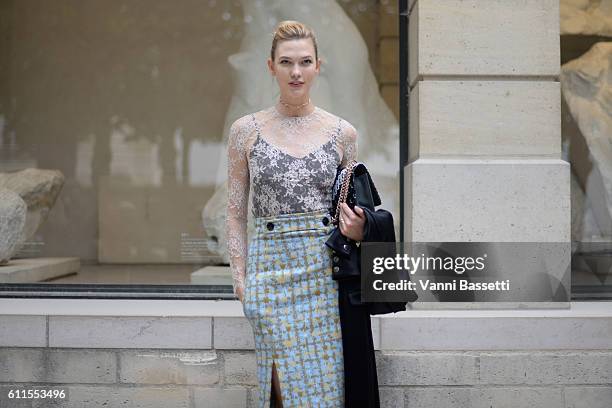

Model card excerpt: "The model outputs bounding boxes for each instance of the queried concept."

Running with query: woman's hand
[338,203,366,241]
[235,286,244,303]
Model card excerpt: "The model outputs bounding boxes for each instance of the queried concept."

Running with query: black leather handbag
[326,160,415,315]
[330,161,381,221]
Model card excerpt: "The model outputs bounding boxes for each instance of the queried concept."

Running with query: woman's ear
[267,58,276,76]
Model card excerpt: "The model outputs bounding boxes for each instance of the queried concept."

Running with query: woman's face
[268,38,321,102]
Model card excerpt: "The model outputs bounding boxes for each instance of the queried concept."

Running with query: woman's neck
[275,97,314,117]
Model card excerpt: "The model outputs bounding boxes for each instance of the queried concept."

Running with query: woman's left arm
[337,121,366,241]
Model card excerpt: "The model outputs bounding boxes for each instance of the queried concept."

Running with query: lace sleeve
[226,117,251,296]
[339,119,358,167]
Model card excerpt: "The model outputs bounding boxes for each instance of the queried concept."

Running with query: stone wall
[1,303,611,408]
[2,347,612,407]
[378,0,400,120]
[403,0,570,308]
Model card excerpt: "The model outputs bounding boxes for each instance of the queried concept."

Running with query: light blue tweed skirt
[242,209,344,408]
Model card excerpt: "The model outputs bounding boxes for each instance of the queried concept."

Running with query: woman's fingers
[339,203,367,241]
[339,208,350,235]
[353,205,365,218]
[236,287,244,303]
[340,203,357,222]
[339,203,348,219]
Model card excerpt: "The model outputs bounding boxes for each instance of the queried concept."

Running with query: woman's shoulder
[229,109,269,136]
[229,112,255,132]
[228,112,261,151]
[316,107,358,138]
[322,109,357,145]
[229,107,277,130]
[339,118,358,143]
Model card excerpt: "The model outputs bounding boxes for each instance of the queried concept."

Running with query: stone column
[404,0,570,307]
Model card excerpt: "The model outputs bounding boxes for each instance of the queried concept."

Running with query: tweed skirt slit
[242,209,345,408]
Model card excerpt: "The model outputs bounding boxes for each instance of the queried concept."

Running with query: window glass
[0,1,399,296]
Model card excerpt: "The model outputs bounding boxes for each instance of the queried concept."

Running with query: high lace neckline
[272,104,319,119]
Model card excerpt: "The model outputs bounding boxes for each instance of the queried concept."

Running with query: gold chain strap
[331,160,357,225]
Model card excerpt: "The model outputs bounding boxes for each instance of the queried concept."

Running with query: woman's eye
[302,60,312,64]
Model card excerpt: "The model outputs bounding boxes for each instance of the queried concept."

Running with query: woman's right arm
[226,118,250,300]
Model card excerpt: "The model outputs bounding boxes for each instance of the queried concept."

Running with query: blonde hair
[270,20,318,62]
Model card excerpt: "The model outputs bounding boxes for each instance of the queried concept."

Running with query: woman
[226,20,366,408]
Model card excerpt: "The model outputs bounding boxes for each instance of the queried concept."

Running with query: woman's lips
[289,82,304,88]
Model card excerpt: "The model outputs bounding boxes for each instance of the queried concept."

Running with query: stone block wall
[1,306,612,408]
[2,347,612,408]
[378,0,401,119]
[403,0,570,308]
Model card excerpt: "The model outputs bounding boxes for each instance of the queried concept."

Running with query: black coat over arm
[326,207,417,408]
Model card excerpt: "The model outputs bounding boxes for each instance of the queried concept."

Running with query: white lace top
[226,105,358,295]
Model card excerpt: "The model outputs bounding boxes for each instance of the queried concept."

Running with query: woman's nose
[291,64,301,77]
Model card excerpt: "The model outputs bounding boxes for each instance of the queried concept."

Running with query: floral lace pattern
[226,105,358,295]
